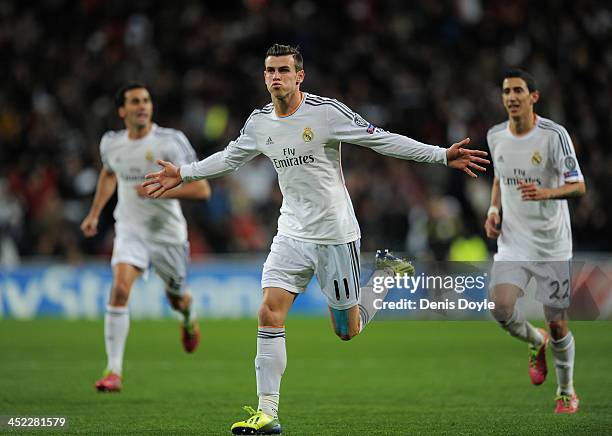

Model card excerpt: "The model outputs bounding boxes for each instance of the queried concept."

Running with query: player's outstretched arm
[136,178,211,200]
[324,101,489,173]
[165,180,211,200]
[143,160,182,199]
[446,138,490,178]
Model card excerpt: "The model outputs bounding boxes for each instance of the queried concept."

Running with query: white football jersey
[181,93,447,244]
[100,124,197,244]
[487,116,584,261]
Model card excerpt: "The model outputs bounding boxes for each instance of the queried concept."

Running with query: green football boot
[231,406,282,435]
[375,249,415,276]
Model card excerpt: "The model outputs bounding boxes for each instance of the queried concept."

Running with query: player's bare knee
[258,302,282,326]
[336,326,359,341]
[489,285,520,322]
[490,303,513,323]
[332,325,351,341]
[548,320,568,340]
[544,306,568,339]
[166,292,190,311]
[166,294,181,311]
[329,307,359,341]
[110,281,131,306]
[332,324,347,340]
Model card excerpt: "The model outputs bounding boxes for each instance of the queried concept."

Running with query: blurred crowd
[1,0,611,265]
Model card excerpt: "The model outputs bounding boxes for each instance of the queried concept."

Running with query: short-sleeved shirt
[100,124,197,244]
[487,116,584,261]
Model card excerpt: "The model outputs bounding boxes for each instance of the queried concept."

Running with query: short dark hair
[265,44,303,72]
[115,82,150,109]
[503,69,537,93]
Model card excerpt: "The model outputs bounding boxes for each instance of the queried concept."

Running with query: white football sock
[551,331,575,395]
[499,307,544,346]
[358,269,393,331]
[256,327,286,418]
[258,394,280,418]
[104,305,130,375]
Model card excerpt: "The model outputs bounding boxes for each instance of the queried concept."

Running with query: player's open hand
[484,213,501,239]
[80,214,99,237]
[142,160,182,198]
[518,181,550,201]
[134,183,149,198]
[446,138,490,178]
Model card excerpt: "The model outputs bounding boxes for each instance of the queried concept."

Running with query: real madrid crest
[302,127,314,142]
[531,150,542,166]
[145,150,154,162]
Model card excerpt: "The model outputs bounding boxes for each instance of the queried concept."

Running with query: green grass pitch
[1,319,611,435]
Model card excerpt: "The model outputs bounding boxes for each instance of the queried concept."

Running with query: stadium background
[2,0,611,264]
[1,1,611,434]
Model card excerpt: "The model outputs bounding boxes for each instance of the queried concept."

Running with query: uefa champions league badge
[564,156,577,170]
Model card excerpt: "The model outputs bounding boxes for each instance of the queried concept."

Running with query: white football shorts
[261,235,361,310]
[111,224,189,295]
[490,260,572,309]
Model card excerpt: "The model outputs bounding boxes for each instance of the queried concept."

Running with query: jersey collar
[276,92,305,119]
